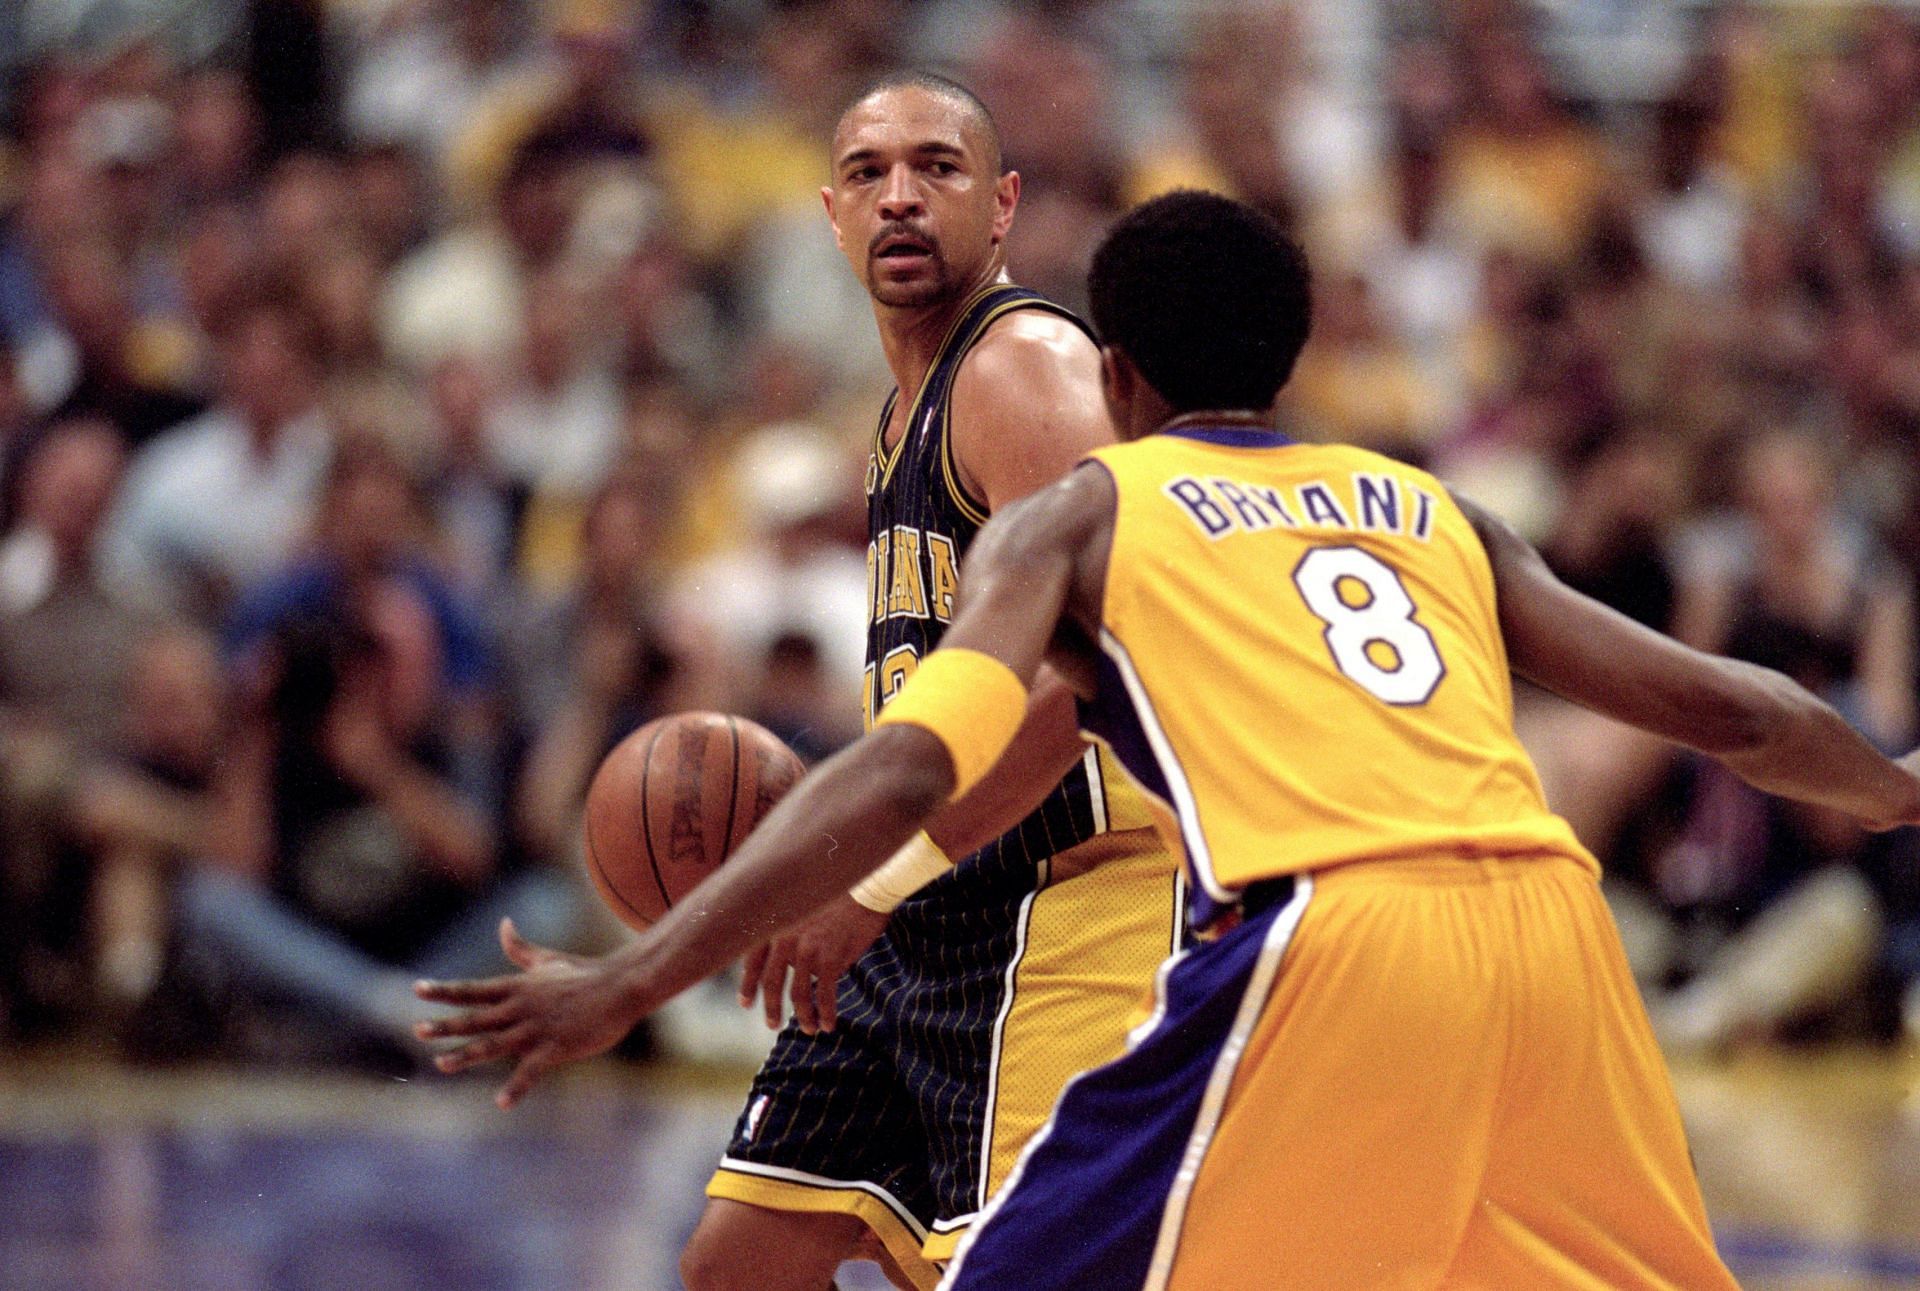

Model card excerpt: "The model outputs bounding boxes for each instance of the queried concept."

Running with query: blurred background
[1,0,1919,1287]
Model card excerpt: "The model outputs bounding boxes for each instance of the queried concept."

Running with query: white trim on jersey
[1099,628,1237,908]
[1083,745,1109,834]
[714,1157,929,1241]
[975,880,1041,1211]
[1170,868,1189,954]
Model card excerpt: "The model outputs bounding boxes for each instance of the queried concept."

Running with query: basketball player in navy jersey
[417,76,1181,1291]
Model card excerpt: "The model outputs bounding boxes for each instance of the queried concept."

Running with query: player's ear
[1099,345,1131,433]
[991,170,1020,244]
[822,185,846,253]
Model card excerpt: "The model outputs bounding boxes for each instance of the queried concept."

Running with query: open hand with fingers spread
[739,894,892,1034]
[414,919,645,1109]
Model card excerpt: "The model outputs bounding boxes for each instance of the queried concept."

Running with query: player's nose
[876,165,924,220]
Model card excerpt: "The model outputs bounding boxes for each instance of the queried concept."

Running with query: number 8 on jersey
[1292,546,1445,706]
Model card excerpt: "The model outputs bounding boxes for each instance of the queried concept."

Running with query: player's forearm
[1706,659,1920,828]
[610,726,956,1013]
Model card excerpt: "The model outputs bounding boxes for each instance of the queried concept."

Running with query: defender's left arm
[1456,492,1920,830]
[416,475,1110,1107]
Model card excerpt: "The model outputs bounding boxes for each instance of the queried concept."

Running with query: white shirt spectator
[1639,166,1749,292]
[380,224,527,372]
[667,424,869,707]
[483,364,622,496]
[103,405,333,612]
[342,15,531,159]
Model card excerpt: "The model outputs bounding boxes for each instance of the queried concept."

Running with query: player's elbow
[1690,663,1806,760]
[883,754,955,826]
[864,722,961,824]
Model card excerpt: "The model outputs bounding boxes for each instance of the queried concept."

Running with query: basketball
[583,712,807,931]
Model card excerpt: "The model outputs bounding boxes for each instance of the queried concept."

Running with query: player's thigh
[1167,873,1508,1290]
[1449,867,1737,1291]
[970,843,1179,1206]
[680,1198,870,1291]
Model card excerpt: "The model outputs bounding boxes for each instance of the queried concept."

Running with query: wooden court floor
[1,1046,1916,1289]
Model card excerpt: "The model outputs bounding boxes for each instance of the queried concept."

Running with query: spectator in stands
[380,138,572,370]
[422,353,523,598]
[341,0,533,162]
[0,333,30,525]
[1634,66,1748,292]
[666,421,866,733]
[1283,269,1446,461]
[166,564,570,1071]
[170,67,261,209]
[36,231,204,448]
[483,267,621,498]
[0,420,152,1033]
[224,439,498,813]
[1443,26,1610,263]
[73,625,223,1010]
[102,292,334,619]
[506,472,716,863]
[0,419,147,753]
[1646,427,1916,1049]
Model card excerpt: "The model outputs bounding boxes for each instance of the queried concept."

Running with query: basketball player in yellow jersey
[419,191,1920,1285]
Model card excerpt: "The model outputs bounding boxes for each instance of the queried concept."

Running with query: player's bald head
[832,71,1004,176]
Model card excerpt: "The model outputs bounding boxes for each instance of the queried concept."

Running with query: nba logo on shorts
[744,1095,771,1142]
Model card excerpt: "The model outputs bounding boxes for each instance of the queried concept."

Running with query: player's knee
[681,1203,859,1291]
[678,1225,750,1291]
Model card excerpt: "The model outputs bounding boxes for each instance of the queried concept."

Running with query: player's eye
[928,160,959,176]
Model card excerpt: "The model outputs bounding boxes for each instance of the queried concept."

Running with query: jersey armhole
[939,398,992,526]
[938,299,1100,529]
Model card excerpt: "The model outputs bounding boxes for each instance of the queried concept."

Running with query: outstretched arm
[1458,494,1920,830]
[417,474,1109,1106]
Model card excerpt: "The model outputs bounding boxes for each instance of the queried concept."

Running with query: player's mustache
[869,223,939,257]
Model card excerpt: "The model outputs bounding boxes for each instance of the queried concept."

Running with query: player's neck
[1131,407,1282,442]
[874,262,1012,398]
[1160,409,1277,433]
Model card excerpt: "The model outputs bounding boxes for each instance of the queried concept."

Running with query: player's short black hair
[1089,190,1313,414]
[836,70,1003,174]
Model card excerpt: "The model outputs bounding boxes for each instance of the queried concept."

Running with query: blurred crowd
[2,0,1920,1072]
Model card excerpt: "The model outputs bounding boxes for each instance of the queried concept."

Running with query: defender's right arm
[1457,495,1920,830]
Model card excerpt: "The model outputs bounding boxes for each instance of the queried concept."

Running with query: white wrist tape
[849,831,952,914]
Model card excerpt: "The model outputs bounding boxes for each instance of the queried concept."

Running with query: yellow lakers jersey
[1078,425,1595,927]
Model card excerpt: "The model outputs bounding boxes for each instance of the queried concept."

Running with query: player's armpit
[1455,491,1920,830]
[940,463,1116,678]
[947,311,1112,511]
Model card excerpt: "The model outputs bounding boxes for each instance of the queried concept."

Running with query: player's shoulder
[956,304,1100,395]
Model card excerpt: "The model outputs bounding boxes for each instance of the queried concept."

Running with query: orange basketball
[583,712,807,931]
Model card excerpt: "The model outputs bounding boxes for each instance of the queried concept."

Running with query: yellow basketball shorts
[943,855,1740,1290]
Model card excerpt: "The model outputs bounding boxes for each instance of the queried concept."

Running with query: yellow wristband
[875,647,1027,798]
[849,831,952,913]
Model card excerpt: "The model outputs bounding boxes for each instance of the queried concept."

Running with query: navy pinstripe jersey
[862,283,1109,891]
